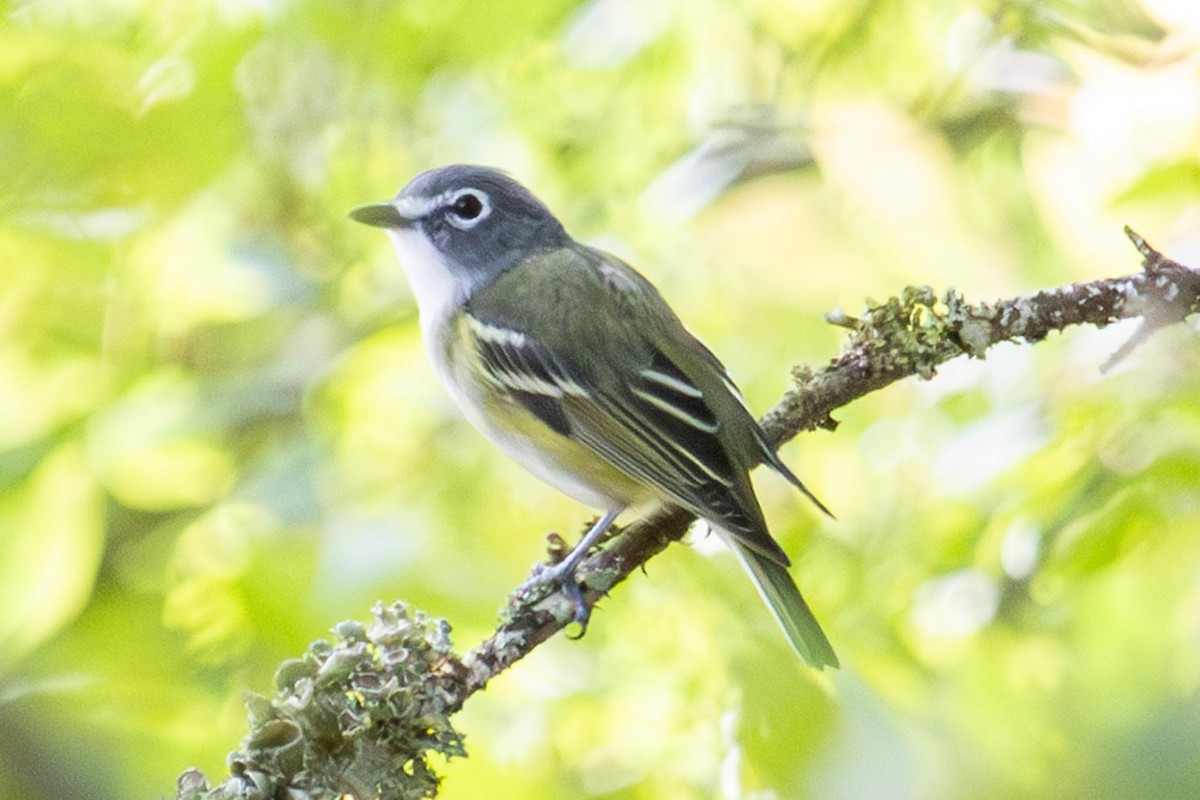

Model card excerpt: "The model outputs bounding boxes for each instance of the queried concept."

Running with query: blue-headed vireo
[350,165,837,669]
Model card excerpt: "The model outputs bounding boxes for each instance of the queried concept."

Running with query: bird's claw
[563,578,590,637]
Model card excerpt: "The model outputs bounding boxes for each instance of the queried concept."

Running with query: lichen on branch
[177,602,466,800]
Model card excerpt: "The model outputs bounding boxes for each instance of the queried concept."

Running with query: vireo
[351,165,837,668]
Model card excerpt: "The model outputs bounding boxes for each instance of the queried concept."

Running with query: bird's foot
[516,509,623,636]
[518,560,592,634]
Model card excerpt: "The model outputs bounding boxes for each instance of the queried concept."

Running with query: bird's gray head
[351,165,570,291]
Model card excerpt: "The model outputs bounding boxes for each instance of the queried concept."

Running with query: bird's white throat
[385,227,466,340]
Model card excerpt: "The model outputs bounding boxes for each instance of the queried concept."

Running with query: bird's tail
[728,537,839,669]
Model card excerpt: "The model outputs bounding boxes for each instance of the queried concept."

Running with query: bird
[350,165,838,668]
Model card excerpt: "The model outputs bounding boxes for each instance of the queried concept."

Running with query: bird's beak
[348,201,411,229]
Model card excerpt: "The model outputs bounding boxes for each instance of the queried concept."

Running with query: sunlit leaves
[0,445,103,668]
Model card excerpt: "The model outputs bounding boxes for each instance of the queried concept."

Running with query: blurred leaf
[1112,159,1200,206]
[0,444,104,671]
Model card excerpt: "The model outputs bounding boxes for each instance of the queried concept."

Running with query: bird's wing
[464,245,791,563]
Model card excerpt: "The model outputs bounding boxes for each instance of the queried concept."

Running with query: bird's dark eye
[449,192,484,220]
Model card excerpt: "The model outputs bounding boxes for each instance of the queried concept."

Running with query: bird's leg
[547,507,623,579]
[520,507,623,629]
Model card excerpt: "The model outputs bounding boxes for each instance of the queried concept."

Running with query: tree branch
[177,228,1200,799]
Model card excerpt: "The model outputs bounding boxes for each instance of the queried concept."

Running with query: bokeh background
[3,0,1200,797]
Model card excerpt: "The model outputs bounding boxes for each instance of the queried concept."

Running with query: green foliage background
[3,0,1200,797]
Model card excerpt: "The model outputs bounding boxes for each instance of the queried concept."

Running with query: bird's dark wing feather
[462,247,791,563]
[464,313,734,500]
